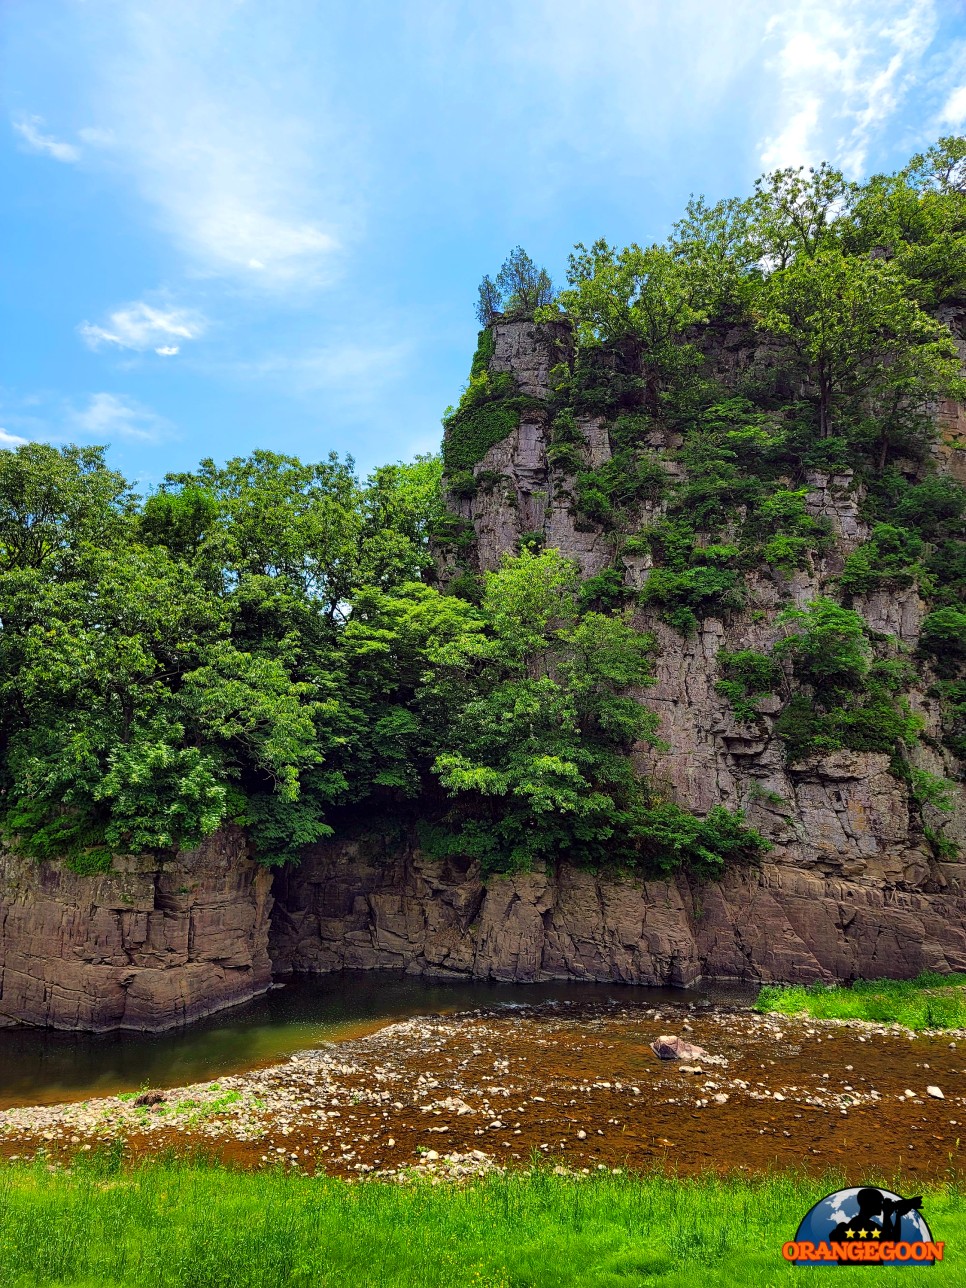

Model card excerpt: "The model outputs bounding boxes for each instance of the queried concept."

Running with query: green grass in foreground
[0,1156,964,1287]
[755,970,966,1030]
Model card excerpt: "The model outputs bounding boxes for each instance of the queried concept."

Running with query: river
[0,971,754,1110]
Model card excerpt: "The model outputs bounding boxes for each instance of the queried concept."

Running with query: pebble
[927,1086,945,1099]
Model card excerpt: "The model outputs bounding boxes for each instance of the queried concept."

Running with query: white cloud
[74,2,351,288]
[69,393,172,443]
[78,301,206,354]
[941,84,966,127]
[0,428,29,448]
[76,125,115,146]
[759,0,939,174]
[12,113,80,163]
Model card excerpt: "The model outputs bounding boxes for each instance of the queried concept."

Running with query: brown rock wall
[0,828,273,1031]
[269,834,966,986]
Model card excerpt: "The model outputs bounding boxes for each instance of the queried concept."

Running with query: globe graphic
[793,1188,936,1266]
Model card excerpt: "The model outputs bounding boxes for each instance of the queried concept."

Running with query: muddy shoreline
[2,999,965,1182]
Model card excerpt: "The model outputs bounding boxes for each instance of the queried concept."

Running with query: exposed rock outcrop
[442,317,966,869]
[395,313,966,989]
[0,828,273,1031]
[269,830,966,986]
[2,314,965,1032]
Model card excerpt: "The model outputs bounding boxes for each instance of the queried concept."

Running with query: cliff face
[0,828,273,1031]
[269,831,966,985]
[445,317,966,874]
[3,318,966,1032]
[358,313,966,985]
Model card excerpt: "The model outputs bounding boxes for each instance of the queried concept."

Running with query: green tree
[358,455,444,589]
[475,247,555,325]
[757,248,963,448]
[749,162,853,268]
[669,193,759,319]
[0,442,133,574]
[422,548,660,871]
[558,240,704,414]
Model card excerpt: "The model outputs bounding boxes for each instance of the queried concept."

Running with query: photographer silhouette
[828,1188,923,1243]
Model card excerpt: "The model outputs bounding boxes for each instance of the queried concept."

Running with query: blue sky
[3,0,966,491]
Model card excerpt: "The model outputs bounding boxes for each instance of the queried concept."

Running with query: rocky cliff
[0,828,273,1031]
[269,828,966,985]
[383,314,966,985]
[3,315,966,1032]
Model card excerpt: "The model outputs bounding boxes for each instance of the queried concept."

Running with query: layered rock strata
[410,315,966,984]
[269,831,966,986]
[0,828,273,1031]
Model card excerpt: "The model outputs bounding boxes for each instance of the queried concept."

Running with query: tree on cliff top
[475,246,555,326]
[757,246,964,445]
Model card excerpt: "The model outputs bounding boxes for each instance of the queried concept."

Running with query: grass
[755,971,966,1031]
[0,1155,965,1286]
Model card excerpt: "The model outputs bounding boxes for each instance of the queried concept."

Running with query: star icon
[846,1229,856,1238]
[871,1230,881,1240]
[858,1229,868,1239]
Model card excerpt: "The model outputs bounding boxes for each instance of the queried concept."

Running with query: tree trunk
[818,370,832,439]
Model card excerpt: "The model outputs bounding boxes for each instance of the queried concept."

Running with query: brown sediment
[1,1000,965,1181]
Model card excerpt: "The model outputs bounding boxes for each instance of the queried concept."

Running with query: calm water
[0,972,754,1110]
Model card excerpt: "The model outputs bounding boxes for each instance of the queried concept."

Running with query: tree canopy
[0,443,764,877]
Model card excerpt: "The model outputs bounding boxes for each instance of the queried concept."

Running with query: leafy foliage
[476,247,555,325]
[838,523,926,597]
[716,650,782,724]
[0,445,764,880]
[771,600,922,761]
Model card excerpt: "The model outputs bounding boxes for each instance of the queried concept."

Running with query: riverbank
[757,972,966,1030]
[2,998,965,1182]
[2,1156,964,1287]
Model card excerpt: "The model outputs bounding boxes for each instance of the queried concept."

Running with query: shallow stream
[0,972,754,1109]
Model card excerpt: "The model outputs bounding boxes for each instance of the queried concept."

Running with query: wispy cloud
[759,0,939,174]
[0,428,29,448]
[12,113,80,163]
[69,393,173,443]
[79,301,207,355]
[227,336,413,401]
[75,2,353,289]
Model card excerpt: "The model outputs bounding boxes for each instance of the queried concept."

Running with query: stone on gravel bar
[650,1035,709,1062]
[927,1086,945,1099]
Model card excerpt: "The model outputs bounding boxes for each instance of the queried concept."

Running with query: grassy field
[755,971,966,1030]
[0,1155,963,1287]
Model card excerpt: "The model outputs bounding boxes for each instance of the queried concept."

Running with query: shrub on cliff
[771,601,922,761]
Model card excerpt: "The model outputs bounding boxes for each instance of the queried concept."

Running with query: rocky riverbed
[1,999,965,1182]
